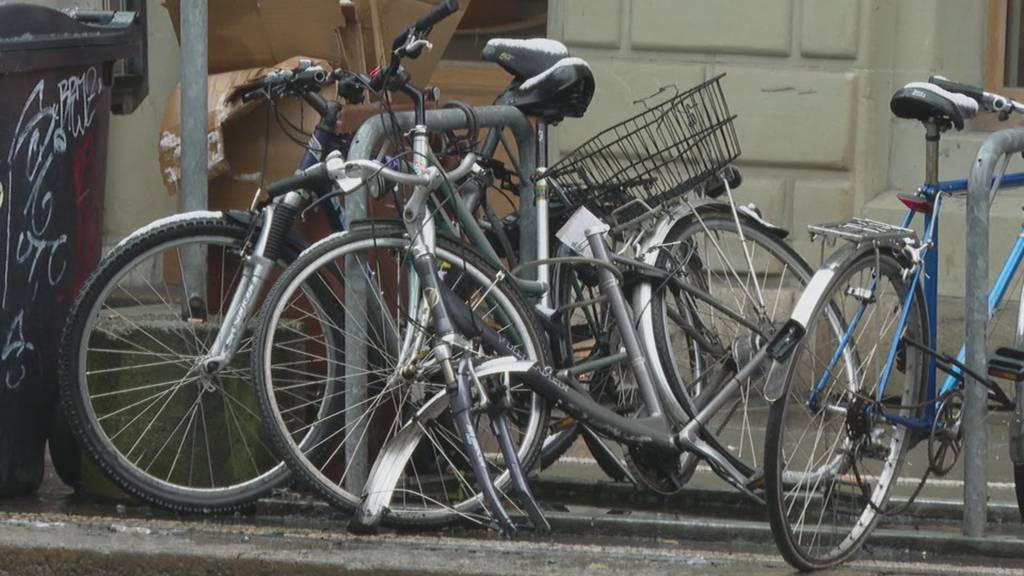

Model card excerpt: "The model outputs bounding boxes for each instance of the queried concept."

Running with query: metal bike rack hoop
[341,105,537,494]
[964,127,1024,536]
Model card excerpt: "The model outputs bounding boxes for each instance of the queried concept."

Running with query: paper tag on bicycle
[556,206,608,257]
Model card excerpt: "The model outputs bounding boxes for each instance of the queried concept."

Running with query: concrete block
[630,0,792,56]
[887,122,988,192]
[801,0,860,58]
[556,60,705,155]
[719,67,857,169]
[733,177,787,227]
[791,179,853,263]
[563,0,620,48]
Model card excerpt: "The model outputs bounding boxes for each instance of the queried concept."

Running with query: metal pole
[179,0,208,310]
[964,137,992,538]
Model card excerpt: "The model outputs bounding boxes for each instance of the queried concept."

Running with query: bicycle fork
[200,192,305,375]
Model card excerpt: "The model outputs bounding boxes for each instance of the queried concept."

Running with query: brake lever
[402,38,433,59]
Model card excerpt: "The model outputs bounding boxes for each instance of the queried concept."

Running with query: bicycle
[762,76,1024,570]
[56,0,609,514]
[249,22,814,532]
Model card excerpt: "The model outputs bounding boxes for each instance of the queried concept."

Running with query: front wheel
[764,248,927,570]
[252,228,550,528]
[58,213,299,512]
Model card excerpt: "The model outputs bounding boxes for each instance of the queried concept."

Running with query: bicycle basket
[546,74,739,223]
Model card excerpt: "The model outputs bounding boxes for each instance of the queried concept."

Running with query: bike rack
[964,127,1024,536]
[342,105,537,494]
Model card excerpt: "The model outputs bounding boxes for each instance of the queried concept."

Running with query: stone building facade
[549,0,1008,296]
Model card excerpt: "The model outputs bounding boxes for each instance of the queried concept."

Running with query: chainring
[928,391,963,475]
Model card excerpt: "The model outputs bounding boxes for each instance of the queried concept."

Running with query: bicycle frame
[808,167,1024,433]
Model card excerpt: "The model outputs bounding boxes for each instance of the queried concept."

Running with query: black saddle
[890,82,978,130]
[482,39,594,123]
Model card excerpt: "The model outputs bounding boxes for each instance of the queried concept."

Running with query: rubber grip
[928,76,985,102]
[414,0,458,32]
[266,163,329,198]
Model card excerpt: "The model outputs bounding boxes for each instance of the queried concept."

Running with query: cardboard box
[163,0,353,73]
[158,0,472,212]
[162,0,469,82]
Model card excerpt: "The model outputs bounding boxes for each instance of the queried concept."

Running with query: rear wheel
[650,211,811,489]
[764,249,926,570]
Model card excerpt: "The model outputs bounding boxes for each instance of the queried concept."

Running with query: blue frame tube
[809,209,917,407]
[939,226,1024,395]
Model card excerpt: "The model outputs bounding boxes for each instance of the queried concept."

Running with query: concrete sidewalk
[3,458,1024,575]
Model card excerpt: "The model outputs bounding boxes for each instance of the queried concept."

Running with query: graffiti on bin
[1,65,103,390]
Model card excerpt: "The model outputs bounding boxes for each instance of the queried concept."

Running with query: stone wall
[549,0,1016,296]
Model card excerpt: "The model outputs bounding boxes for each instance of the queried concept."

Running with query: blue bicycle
[762,76,1024,570]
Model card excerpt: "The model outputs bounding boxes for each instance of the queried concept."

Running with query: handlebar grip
[928,75,985,103]
[266,163,330,198]
[414,0,458,32]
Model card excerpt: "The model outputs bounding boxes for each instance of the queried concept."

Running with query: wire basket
[546,74,740,223]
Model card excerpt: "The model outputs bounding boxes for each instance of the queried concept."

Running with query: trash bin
[0,3,147,496]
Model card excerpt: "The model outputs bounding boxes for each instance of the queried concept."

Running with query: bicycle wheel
[649,210,811,487]
[764,248,927,570]
[253,227,550,528]
[58,213,325,512]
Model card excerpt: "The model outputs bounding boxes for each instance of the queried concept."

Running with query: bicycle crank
[928,391,963,475]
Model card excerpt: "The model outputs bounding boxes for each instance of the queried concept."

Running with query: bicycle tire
[58,213,314,513]
[764,248,926,570]
[252,227,551,528]
[650,210,812,486]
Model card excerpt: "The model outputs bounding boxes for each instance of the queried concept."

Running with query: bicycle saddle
[890,81,978,130]
[483,39,595,123]
[482,38,569,79]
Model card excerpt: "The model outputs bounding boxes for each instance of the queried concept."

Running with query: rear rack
[807,217,918,245]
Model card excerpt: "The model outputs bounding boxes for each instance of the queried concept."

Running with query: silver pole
[179,0,208,309]
[964,151,989,537]
[963,128,1024,536]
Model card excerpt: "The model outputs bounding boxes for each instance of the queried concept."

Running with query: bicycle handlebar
[929,75,1024,118]
[265,152,479,198]
[414,0,459,34]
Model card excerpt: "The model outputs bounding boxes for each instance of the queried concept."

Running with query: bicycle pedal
[744,469,765,491]
[989,347,1024,382]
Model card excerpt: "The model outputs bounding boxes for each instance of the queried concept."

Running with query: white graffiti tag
[2,67,102,390]
[2,312,35,390]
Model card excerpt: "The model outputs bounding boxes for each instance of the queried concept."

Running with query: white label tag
[556,206,607,257]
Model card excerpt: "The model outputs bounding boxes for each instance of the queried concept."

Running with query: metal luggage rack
[546,74,740,228]
[807,217,918,245]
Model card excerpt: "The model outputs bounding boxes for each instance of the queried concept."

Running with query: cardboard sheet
[157,0,473,217]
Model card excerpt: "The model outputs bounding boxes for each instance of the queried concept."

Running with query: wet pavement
[3,454,1024,575]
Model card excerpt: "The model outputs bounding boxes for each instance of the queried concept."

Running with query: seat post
[535,121,550,308]
[925,119,941,187]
